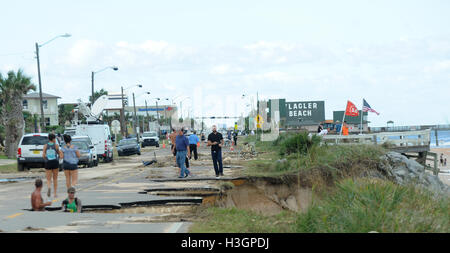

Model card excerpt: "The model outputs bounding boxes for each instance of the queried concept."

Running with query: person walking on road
[171,128,190,170]
[60,135,81,190]
[189,131,200,160]
[42,133,63,198]
[207,125,224,178]
[62,187,82,213]
[233,131,238,146]
[172,128,191,178]
[31,179,52,211]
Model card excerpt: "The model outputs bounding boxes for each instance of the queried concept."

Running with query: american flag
[363,99,380,115]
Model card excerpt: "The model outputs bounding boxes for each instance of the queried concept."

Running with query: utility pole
[156,99,160,125]
[120,86,125,137]
[91,71,95,106]
[145,100,149,132]
[156,99,160,137]
[35,43,45,132]
[133,93,139,143]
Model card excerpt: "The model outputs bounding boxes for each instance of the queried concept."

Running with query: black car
[117,138,141,156]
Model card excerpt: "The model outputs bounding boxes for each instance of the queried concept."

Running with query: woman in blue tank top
[60,134,81,190]
[42,133,62,198]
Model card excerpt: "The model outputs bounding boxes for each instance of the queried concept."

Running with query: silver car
[61,139,94,168]
[72,136,98,166]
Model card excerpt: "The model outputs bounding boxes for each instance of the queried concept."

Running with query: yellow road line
[7,213,24,219]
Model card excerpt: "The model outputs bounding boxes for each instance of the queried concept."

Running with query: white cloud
[210,64,244,75]
[67,40,104,66]
[424,60,450,73]
[244,71,292,82]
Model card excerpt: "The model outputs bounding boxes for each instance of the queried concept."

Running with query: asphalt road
[0,144,231,233]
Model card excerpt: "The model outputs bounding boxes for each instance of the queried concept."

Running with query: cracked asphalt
[0,144,243,233]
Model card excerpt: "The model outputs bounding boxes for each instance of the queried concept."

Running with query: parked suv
[17,133,62,171]
[141,131,159,148]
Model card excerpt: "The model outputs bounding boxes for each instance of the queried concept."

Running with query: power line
[0,51,34,57]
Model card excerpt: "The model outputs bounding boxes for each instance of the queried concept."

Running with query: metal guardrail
[321,129,431,148]
[321,129,440,175]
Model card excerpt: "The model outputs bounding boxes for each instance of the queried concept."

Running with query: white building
[23,92,60,126]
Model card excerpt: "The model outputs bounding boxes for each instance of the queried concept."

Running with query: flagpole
[339,101,347,139]
[360,99,363,135]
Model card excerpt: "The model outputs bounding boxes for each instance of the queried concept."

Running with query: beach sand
[430,148,450,186]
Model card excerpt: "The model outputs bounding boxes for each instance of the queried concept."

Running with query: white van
[75,124,113,163]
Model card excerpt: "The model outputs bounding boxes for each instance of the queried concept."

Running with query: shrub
[278,132,322,156]
[295,178,450,233]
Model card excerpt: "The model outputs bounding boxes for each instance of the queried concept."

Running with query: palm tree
[0,69,36,158]
[89,89,108,105]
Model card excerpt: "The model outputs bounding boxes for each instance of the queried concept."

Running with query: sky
[1,0,450,127]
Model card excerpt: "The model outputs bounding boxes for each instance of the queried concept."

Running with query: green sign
[284,101,325,126]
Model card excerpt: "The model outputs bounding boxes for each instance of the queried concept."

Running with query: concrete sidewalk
[0,159,16,166]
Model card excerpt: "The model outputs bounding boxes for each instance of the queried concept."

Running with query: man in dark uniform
[207,125,224,178]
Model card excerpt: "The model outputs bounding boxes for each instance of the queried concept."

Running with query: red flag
[345,100,359,116]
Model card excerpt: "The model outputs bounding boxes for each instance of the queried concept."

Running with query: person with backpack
[62,187,82,213]
[42,133,63,198]
[60,135,81,190]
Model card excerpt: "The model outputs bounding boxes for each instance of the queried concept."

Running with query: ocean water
[431,130,450,148]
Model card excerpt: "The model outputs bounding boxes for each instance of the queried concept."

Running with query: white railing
[321,129,431,148]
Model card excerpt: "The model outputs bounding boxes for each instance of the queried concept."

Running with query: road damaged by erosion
[0,145,253,233]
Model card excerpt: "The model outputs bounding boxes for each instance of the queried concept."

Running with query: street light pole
[145,100,149,132]
[155,98,160,126]
[91,66,118,105]
[133,92,139,143]
[35,43,45,132]
[121,86,125,137]
[91,71,95,106]
[35,33,71,132]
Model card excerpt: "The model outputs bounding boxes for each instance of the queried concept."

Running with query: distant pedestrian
[318,128,329,136]
[201,133,206,142]
[42,133,63,198]
[56,133,63,144]
[189,131,200,160]
[342,121,349,136]
[335,121,341,133]
[318,123,323,133]
[207,125,224,178]
[62,187,82,213]
[60,135,81,190]
[169,128,178,167]
[31,179,52,211]
[173,127,191,178]
[233,131,238,146]
[440,154,444,166]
